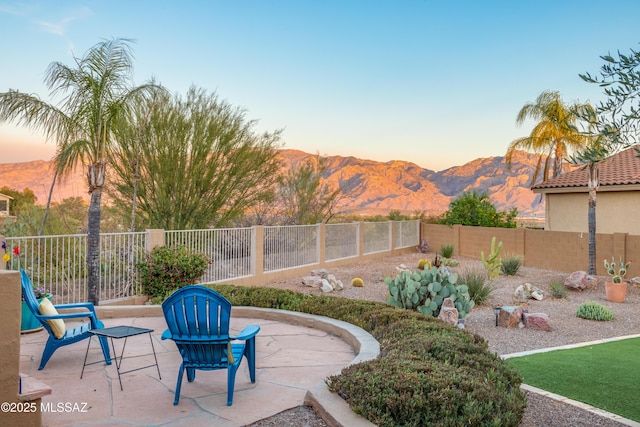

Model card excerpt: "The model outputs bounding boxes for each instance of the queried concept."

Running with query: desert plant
[439,257,460,267]
[417,258,431,270]
[351,277,364,287]
[576,301,615,321]
[137,245,210,300]
[460,267,494,305]
[416,238,429,253]
[501,255,522,276]
[385,266,475,319]
[549,282,568,299]
[481,236,503,279]
[604,256,631,283]
[440,243,455,259]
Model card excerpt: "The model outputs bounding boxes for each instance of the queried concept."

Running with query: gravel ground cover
[249,251,638,427]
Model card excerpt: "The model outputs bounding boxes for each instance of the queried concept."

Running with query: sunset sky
[1,1,639,171]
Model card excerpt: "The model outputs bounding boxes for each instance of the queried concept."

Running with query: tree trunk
[86,162,105,305]
[587,163,599,275]
[39,168,59,236]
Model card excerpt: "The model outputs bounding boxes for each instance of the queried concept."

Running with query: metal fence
[2,220,419,304]
[263,225,318,272]
[326,223,359,261]
[363,222,392,254]
[165,228,254,282]
[4,232,146,304]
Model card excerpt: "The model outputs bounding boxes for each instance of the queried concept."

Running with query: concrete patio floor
[19,314,358,427]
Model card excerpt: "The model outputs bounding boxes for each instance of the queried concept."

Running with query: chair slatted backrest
[20,270,54,336]
[162,286,234,368]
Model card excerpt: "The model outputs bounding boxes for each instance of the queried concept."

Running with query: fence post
[253,226,265,281]
[390,221,397,254]
[146,229,166,251]
[0,234,5,270]
[358,221,365,259]
[453,225,461,257]
[613,233,628,261]
[318,223,326,267]
[516,228,526,264]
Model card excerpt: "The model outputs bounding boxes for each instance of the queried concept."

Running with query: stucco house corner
[531,145,640,234]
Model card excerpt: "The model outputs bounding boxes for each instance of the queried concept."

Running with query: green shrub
[501,255,522,276]
[550,282,568,299]
[440,243,455,259]
[576,301,615,321]
[203,284,526,426]
[137,245,209,300]
[460,266,494,305]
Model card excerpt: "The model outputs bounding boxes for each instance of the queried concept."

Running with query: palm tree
[0,38,162,304]
[506,91,594,186]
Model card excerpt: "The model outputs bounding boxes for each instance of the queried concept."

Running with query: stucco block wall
[0,270,42,426]
[547,191,640,235]
[422,224,640,275]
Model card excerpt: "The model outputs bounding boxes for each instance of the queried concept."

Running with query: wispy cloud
[0,3,35,17]
[33,6,94,36]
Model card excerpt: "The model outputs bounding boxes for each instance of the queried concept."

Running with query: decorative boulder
[437,298,458,326]
[631,277,640,286]
[327,274,344,291]
[564,271,598,290]
[311,269,330,279]
[523,312,552,331]
[395,264,411,272]
[498,305,526,328]
[320,279,333,293]
[302,276,322,287]
[514,283,544,302]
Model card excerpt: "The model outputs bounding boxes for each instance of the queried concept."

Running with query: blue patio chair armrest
[161,329,172,340]
[54,302,97,312]
[232,325,260,341]
[39,311,98,321]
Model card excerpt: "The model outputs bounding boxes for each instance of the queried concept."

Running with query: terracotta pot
[605,281,627,303]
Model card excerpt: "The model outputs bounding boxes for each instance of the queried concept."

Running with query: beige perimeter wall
[422,223,639,275]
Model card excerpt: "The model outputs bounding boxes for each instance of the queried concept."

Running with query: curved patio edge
[95,305,379,427]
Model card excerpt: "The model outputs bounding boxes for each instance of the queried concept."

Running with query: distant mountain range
[0,149,546,217]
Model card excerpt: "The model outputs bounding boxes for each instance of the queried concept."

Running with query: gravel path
[249,252,637,426]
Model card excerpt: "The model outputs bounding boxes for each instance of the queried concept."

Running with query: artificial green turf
[507,337,640,421]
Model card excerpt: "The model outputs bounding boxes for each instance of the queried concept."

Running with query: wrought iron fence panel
[325,223,359,261]
[363,221,391,254]
[263,225,318,272]
[393,220,420,249]
[165,228,254,283]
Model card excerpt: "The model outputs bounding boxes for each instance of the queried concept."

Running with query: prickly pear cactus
[385,266,475,319]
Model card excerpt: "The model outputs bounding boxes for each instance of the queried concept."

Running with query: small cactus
[418,259,431,270]
[481,237,503,279]
[351,277,364,287]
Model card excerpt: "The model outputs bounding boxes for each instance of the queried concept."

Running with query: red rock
[498,306,524,328]
[523,312,552,331]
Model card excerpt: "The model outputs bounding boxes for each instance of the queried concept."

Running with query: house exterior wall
[545,190,640,235]
[0,193,10,216]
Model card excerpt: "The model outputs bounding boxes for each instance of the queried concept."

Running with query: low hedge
[209,284,526,426]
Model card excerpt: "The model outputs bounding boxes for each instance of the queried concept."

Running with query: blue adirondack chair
[161,285,260,406]
[20,269,111,370]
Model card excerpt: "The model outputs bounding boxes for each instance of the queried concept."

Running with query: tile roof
[532,145,640,191]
